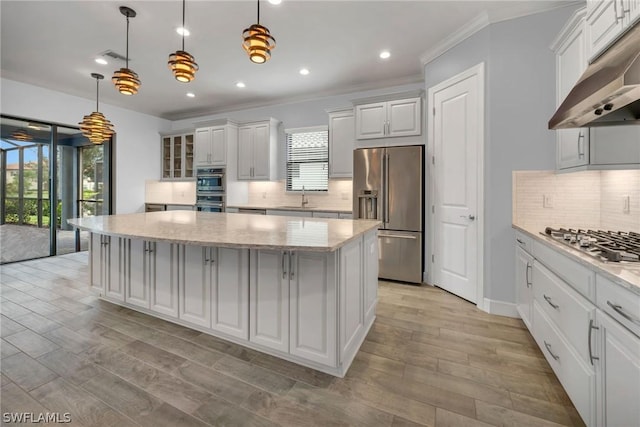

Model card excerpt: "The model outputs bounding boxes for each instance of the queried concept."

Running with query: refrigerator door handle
[378,233,417,239]
[384,152,390,225]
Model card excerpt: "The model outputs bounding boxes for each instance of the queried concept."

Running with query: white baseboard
[482,298,519,318]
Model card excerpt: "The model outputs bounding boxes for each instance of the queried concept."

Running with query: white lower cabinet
[90,233,123,298]
[515,245,534,329]
[211,248,249,339]
[593,309,640,427]
[340,238,363,365]
[289,250,337,367]
[125,239,151,309]
[363,231,378,324]
[249,250,289,352]
[180,245,212,328]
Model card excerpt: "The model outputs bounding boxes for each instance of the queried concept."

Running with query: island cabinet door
[363,231,379,324]
[179,245,212,328]
[104,236,124,302]
[90,233,103,293]
[289,251,337,367]
[125,239,151,309]
[340,238,364,365]
[150,242,179,318]
[211,248,249,339]
[250,250,289,352]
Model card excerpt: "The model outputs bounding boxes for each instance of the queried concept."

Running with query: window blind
[285,126,328,192]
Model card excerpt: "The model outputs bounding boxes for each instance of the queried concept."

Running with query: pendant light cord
[182,0,186,51]
[257,0,260,24]
[95,78,100,112]
[125,15,130,69]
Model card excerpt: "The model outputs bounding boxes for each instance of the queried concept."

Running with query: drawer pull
[588,319,599,365]
[607,301,640,326]
[543,294,559,310]
[526,262,532,288]
[516,238,524,245]
[544,341,560,361]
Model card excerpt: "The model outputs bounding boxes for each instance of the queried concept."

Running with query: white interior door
[430,64,483,304]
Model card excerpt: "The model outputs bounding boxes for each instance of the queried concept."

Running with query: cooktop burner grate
[542,228,640,263]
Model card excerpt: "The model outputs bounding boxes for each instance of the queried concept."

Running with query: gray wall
[424,5,579,303]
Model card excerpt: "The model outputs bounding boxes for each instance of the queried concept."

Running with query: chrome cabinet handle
[544,341,560,361]
[589,319,600,365]
[544,294,559,309]
[289,252,295,280]
[607,301,640,326]
[516,238,524,244]
[282,252,287,279]
[526,262,532,288]
[577,132,585,158]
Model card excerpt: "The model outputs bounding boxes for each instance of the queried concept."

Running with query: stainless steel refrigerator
[353,145,423,283]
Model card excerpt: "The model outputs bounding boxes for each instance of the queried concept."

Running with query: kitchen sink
[277,205,317,209]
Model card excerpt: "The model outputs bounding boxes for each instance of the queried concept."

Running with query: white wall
[1,78,171,213]
[423,5,579,304]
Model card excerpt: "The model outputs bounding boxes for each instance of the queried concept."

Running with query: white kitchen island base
[78,212,380,377]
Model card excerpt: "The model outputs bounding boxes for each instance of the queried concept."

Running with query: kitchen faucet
[301,186,308,207]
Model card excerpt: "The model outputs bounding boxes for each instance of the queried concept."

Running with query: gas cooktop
[543,228,640,263]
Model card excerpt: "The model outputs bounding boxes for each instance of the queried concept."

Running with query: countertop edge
[227,205,353,214]
[513,224,640,295]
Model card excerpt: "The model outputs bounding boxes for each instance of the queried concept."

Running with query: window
[285,126,328,192]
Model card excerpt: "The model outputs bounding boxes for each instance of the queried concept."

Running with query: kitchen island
[68,211,380,377]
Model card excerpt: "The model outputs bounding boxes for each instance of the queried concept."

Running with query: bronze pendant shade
[168,0,198,82]
[11,129,32,141]
[113,6,141,95]
[79,73,115,145]
[242,1,276,64]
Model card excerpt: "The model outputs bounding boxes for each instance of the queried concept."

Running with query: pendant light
[11,129,32,141]
[242,0,276,64]
[168,0,198,82]
[79,73,115,145]
[112,6,141,95]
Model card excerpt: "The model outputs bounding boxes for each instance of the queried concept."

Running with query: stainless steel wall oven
[196,167,225,212]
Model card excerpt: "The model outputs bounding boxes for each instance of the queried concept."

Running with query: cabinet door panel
[290,252,336,367]
[557,129,589,169]
[150,242,178,317]
[90,233,103,293]
[162,137,172,178]
[364,231,378,323]
[210,127,227,166]
[590,126,640,165]
[126,239,150,308]
[596,311,640,427]
[329,112,354,178]
[586,0,624,60]
[340,239,363,362]
[250,250,289,352]
[180,246,211,327]
[252,124,270,179]
[387,98,421,137]
[515,246,533,329]
[195,128,211,166]
[237,127,253,179]
[105,236,124,301]
[212,248,249,339]
[356,103,386,139]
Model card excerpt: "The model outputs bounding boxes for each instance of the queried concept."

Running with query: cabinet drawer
[532,302,595,426]
[533,261,595,364]
[532,240,595,301]
[515,231,533,254]
[596,274,640,338]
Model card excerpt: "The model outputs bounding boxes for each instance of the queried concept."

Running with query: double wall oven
[196,167,225,212]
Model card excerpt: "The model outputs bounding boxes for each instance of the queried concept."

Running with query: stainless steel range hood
[549,22,640,129]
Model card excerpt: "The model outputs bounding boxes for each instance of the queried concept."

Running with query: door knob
[460,214,476,220]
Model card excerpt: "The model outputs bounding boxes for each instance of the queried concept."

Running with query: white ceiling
[1,1,572,120]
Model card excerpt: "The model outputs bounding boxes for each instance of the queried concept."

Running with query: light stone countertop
[227,204,352,214]
[68,211,379,252]
[513,224,640,295]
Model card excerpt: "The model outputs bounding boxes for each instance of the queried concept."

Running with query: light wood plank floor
[0,253,585,427]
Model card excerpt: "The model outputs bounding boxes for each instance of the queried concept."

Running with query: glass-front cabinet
[162,131,194,180]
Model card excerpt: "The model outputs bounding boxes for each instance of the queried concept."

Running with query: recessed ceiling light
[236,82,246,88]
[379,50,391,59]
[176,27,190,36]
[186,92,195,98]
[268,0,282,4]
[95,57,108,65]
[299,68,310,75]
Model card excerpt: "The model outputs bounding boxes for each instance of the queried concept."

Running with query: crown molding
[549,6,587,51]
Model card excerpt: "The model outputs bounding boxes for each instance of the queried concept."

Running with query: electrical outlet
[623,195,630,214]
[543,194,553,208]
[262,192,267,199]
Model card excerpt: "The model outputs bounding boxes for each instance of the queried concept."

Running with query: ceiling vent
[100,50,127,62]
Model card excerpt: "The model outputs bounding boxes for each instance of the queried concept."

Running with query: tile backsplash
[246,179,353,211]
[145,180,196,205]
[513,170,640,232]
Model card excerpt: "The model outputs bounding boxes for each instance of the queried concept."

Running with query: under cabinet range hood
[549,22,640,129]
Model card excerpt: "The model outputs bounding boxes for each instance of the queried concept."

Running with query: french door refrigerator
[353,145,423,283]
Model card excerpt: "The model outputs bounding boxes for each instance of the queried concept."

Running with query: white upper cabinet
[586,0,640,61]
[355,97,421,140]
[328,108,354,178]
[195,121,237,167]
[162,132,194,180]
[237,119,279,181]
[553,8,590,170]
